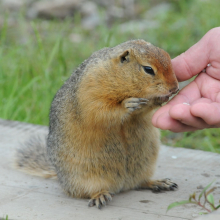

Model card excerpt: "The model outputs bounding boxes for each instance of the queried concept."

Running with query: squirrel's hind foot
[140,178,178,192]
[88,191,114,209]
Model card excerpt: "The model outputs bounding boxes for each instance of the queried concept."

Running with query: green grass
[1,215,8,220]
[0,0,219,152]
[161,129,220,154]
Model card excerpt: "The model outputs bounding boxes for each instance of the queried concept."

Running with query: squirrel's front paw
[122,98,148,113]
[88,191,114,209]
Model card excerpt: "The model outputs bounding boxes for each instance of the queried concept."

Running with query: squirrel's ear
[120,50,130,63]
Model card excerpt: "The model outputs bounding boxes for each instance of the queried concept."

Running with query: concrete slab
[0,119,219,220]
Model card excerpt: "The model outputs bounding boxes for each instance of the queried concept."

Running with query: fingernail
[183,103,190,105]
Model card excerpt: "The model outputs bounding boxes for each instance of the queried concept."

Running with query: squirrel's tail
[14,135,57,179]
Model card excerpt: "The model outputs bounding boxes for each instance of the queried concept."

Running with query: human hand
[152,27,220,132]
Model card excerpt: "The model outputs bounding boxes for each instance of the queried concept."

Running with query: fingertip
[153,111,179,130]
[152,103,200,132]
[169,103,191,120]
[152,105,171,127]
[154,104,198,132]
[171,54,192,82]
[152,109,168,129]
[152,111,158,127]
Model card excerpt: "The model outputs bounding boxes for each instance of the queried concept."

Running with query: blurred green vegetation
[0,0,219,153]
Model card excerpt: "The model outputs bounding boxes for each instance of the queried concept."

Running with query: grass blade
[3,76,40,118]
[199,181,215,201]
[0,13,9,45]
[45,38,61,71]
[207,194,215,210]
[167,200,192,212]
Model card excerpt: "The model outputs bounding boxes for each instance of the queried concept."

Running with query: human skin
[152,27,220,132]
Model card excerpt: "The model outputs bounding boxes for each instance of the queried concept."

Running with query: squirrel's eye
[143,66,155,76]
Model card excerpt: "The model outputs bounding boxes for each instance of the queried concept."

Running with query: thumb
[171,28,220,82]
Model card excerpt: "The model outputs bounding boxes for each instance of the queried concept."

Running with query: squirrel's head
[107,40,179,106]
[80,40,179,108]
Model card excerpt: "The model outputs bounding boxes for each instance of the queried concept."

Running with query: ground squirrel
[15,39,179,209]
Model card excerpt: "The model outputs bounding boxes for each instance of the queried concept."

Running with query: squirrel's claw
[152,178,178,192]
[122,97,149,113]
[88,192,113,209]
[140,178,178,193]
[88,199,95,207]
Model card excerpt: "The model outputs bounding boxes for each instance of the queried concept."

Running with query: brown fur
[15,40,179,208]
